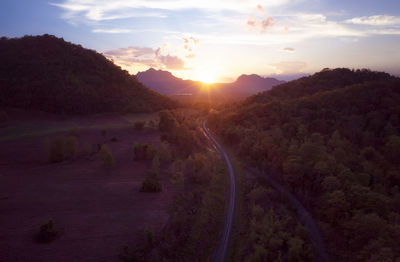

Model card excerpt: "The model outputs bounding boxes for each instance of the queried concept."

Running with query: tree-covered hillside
[210,68,400,261]
[0,35,175,114]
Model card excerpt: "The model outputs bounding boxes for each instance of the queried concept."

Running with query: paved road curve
[202,120,236,262]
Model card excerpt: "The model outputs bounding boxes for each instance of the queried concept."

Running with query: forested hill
[0,35,175,114]
[209,68,400,261]
[247,68,393,104]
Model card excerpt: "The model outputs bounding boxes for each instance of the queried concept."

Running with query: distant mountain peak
[236,74,263,81]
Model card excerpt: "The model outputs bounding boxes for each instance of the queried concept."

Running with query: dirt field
[0,109,178,262]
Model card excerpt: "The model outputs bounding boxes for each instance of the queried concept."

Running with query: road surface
[202,120,236,262]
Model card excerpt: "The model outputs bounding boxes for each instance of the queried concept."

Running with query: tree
[99,144,115,167]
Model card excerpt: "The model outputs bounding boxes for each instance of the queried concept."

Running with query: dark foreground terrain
[0,109,178,262]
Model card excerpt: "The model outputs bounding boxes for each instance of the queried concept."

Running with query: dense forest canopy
[0,35,175,114]
[210,68,400,261]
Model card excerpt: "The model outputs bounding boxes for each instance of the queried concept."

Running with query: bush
[0,111,8,125]
[64,136,78,159]
[157,142,172,164]
[68,126,80,137]
[134,121,145,131]
[48,136,78,163]
[145,227,154,248]
[35,219,60,243]
[133,143,156,160]
[140,155,162,192]
[99,144,115,167]
[148,120,156,129]
[82,142,91,156]
[140,177,162,192]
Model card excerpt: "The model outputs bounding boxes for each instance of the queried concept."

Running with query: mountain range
[136,68,285,102]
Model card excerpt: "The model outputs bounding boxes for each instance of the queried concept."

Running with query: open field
[0,109,178,262]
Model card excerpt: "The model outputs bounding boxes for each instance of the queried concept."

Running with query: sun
[195,68,216,84]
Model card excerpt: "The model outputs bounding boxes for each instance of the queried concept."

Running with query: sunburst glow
[195,68,216,84]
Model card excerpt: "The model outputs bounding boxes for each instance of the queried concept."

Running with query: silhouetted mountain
[229,74,285,94]
[137,68,285,104]
[136,68,200,95]
[0,35,175,114]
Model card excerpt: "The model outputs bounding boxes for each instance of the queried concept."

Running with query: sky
[1,0,400,82]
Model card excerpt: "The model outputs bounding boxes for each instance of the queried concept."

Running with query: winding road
[248,168,331,262]
[202,120,330,262]
[202,120,236,262]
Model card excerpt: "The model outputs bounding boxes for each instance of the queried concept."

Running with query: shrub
[144,227,154,248]
[35,219,60,243]
[140,177,162,192]
[133,143,156,160]
[158,142,172,164]
[133,121,145,131]
[99,144,115,167]
[0,111,8,125]
[140,155,162,192]
[82,142,91,156]
[64,136,78,159]
[68,126,80,137]
[111,136,118,142]
[171,171,185,186]
[147,120,156,129]
[147,155,160,177]
[48,136,78,163]
[49,137,65,163]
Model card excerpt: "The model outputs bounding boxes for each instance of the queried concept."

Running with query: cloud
[246,5,275,33]
[103,37,195,71]
[103,46,158,67]
[270,61,307,74]
[345,15,400,26]
[261,17,275,31]
[282,47,295,52]
[51,0,293,23]
[247,16,275,33]
[183,37,199,52]
[156,50,185,69]
[92,28,132,33]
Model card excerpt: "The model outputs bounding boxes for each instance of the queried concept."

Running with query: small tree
[133,143,156,160]
[49,137,66,163]
[133,121,145,131]
[48,136,78,163]
[64,136,78,159]
[35,219,60,243]
[140,155,162,192]
[0,111,8,126]
[99,144,115,167]
[144,227,154,248]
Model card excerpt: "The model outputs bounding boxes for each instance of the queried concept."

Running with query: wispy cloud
[345,15,400,26]
[51,0,294,23]
[104,46,158,68]
[183,37,199,58]
[93,28,132,33]
[246,5,275,33]
[282,47,295,52]
[270,61,307,74]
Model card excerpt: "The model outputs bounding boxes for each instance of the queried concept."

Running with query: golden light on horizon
[195,68,217,84]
